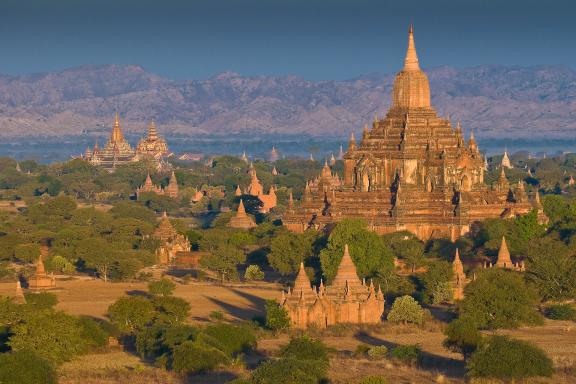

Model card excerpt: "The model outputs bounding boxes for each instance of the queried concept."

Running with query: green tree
[443,318,482,359]
[148,278,176,297]
[244,264,265,280]
[467,336,553,379]
[152,296,191,325]
[459,269,541,329]
[525,237,576,301]
[199,230,246,282]
[75,238,113,282]
[320,219,393,282]
[265,299,290,331]
[268,231,317,275]
[8,311,87,363]
[107,296,156,333]
[171,341,228,374]
[387,295,426,325]
[420,260,454,304]
[0,350,56,384]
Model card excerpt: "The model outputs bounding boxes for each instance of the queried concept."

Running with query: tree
[268,231,317,275]
[244,264,265,280]
[320,219,394,282]
[171,341,229,374]
[525,237,576,301]
[23,292,58,310]
[420,261,454,304]
[387,295,426,325]
[148,278,176,297]
[108,296,155,333]
[467,336,553,379]
[152,296,191,325]
[199,230,246,282]
[109,201,157,224]
[443,318,482,359]
[8,311,87,363]
[265,300,290,331]
[0,350,56,384]
[459,269,541,330]
[75,238,113,282]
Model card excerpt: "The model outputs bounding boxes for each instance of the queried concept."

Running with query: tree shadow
[184,370,239,383]
[125,289,149,297]
[354,331,465,378]
[205,296,261,322]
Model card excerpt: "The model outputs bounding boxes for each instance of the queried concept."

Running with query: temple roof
[332,244,362,288]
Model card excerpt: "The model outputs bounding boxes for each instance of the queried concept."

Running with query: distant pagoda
[136,121,170,159]
[85,113,137,170]
[282,26,547,241]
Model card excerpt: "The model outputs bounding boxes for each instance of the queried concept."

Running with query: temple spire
[111,112,124,142]
[404,24,420,71]
[332,244,362,287]
[495,236,512,268]
[237,199,247,215]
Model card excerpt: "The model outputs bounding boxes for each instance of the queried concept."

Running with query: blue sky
[0,0,574,79]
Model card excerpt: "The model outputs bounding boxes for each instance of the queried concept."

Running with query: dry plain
[1,279,575,383]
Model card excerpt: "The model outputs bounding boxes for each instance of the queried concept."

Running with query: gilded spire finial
[404,24,420,71]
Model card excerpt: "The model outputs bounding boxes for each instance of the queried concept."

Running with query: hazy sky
[0,0,574,80]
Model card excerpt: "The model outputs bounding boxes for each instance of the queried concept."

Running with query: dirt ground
[2,279,576,383]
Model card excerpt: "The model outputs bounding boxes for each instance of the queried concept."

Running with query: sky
[0,0,574,80]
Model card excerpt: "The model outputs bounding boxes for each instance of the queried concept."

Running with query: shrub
[467,335,553,379]
[251,358,320,384]
[387,295,426,325]
[202,323,256,357]
[171,341,229,374]
[545,304,576,321]
[0,350,56,384]
[279,336,329,365]
[359,377,388,384]
[390,345,420,364]
[354,343,371,357]
[209,310,225,321]
[107,296,155,333]
[367,345,388,359]
[265,299,290,331]
[244,264,265,281]
[152,296,191,325]
[23,292,58,310]
[148,278,176,297]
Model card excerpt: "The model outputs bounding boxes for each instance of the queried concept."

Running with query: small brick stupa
[228,199,256,229]
[451,248,468,301]
[28,252,56,290]
[153,212,191,265]
[281,244,384,329]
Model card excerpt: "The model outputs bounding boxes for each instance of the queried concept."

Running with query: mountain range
[0,64,575,140]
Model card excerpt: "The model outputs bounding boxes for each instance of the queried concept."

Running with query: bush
[152,296,191,325]
[202,323,256,357]
[367,345,388,359]
[251,358,320,384]
[171,341,229,374]
[244,264,265,281]
[545,304,576,321]
[387,295,426,325]
[209,310,225,321]
[265,299,290,331]
[359,377,387,384]
[148,278,176,297]
[0,350,56,384]
[279,336,329,366]
[107,296,155,333]
[354,343,371,357]
[23,292,58,310]
[467,335,553,379]
[390,345,420,364]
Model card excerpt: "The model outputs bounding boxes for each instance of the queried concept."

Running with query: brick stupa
[228,199,257,229]
[28,252,56,290]
[153,212,191,265]
[281,244,384,329]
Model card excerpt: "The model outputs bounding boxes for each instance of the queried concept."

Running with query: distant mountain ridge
[0,64,575,139]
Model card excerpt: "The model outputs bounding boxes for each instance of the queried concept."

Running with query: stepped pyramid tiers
[452,248,468,301]
[228,199,256,229]
[282,26,546,240]
[245,164,277,213]
[281,245,385,329]
[85,113,137,170]
[136,172,179,199]
[28,253,56,290]
[153,212,191,265]
[136,121,170,158]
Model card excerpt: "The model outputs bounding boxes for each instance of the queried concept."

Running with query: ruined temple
[283,26,547,241]
[281,245,385,329]
[136,171,179,199]
[243,163,277,213]
[28,248,56,290]
[153,212,191,265]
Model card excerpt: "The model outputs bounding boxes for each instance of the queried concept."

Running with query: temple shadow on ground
[354,331,465,378]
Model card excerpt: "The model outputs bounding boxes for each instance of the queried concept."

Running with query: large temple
[84,114,170,171]
[283,26,547,241]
